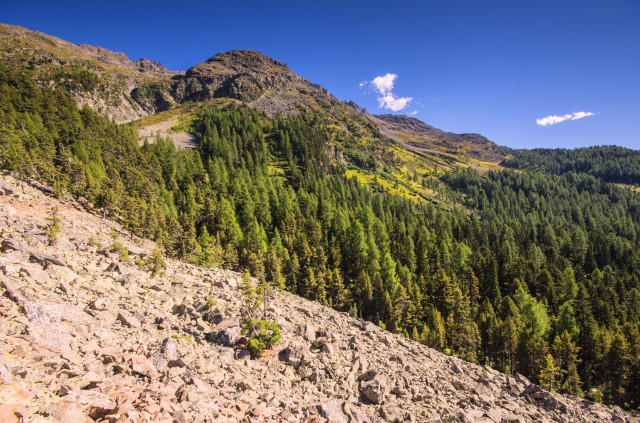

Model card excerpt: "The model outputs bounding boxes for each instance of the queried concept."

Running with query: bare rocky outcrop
[0,24,356,122]
[0,174,637,423]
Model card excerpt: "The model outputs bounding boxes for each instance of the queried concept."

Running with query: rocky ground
[136,116,197,150]
[0,174,637,423]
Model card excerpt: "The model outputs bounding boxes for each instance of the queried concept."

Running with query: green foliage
[238,271,282,356]
[239,270,266,320]
[515,288,549,341]
[146,248,166,276]
[45,206,61,245]
[2,63,640,409]
[49,66,101,92]
[502,146,640,186]
[205,296,216,311]
[540,353,561,392]
[241,318,282,356]
[88,235,101,248]
[109,240,129,261]
[108,231,130,261]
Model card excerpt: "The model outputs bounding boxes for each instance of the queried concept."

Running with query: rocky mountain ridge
[175,50,343,116]
[0,23,180,122]
[1,22,505,163]
[367,113,510,163]
[0,24,347,122]
[1,174,636,422]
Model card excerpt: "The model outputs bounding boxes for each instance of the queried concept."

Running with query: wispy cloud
[361,73,413,112]
[536,111,595,126]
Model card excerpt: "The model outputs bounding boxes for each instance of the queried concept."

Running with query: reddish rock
[52,402,92,423]
[80,339,100,355]
[251,405,267,416]
[65,390,118,419]
[62,350,83,365]
[0,383,31,405]
[0,403,22,423]
[100,346,122,363]
[130,355,158,378]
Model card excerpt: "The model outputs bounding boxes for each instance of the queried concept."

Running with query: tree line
[502,146,640,186]
[1,64,639,409]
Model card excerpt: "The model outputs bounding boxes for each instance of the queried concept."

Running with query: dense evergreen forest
[2,65,640,410]
[502,146,640,186]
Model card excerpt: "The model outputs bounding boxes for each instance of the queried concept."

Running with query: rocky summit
[0,174,636,422]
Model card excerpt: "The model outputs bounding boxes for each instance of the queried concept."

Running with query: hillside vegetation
[503,146,640,186]
[3,174,636,422]
[1,31,640,412]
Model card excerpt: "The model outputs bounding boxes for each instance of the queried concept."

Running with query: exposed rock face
[344,100,367,114]
[0,186,637,422]
[173,50,343,115]
[0,24,355,122]
[133,57,170,73]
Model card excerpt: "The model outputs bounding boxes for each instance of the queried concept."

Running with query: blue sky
[4,0,639,149]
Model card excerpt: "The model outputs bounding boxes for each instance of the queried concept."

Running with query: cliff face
[0,174,635,423]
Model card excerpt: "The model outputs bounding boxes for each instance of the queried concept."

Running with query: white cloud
[537,111,595,126]
[570,111,595,120]
[361,73,413,112]
[372,73,397,95]
[409,110,418,116]
[378,93,413,112]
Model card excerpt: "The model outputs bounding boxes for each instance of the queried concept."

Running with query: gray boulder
[360,375,389,404]
[205,318,241,346]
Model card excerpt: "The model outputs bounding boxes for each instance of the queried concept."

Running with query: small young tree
[45,206,61,245]
[146,247,166,277]
[239,270,281,356]
[539,353,561,392]
[108,230,129,261]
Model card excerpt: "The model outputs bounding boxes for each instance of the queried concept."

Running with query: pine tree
[45,206,61,245]
[501,316,520,374]
[607,332,630,406]
[553,330,582,395]
[563,362,583,397]
[425,306,445,350]
[539,354,561,392]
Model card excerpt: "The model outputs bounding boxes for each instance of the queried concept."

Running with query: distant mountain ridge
[0,22,507,163]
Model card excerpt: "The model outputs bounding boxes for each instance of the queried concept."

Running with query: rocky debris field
[0,174,637,423]
[136,115,197,150]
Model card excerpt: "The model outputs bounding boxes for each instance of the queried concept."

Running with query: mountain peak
[132,57,169,73]
[202,49,290,74]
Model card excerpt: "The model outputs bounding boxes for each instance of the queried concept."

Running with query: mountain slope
[0,23,178,122]
[0,22,504,174]
[0,24,364,128]
[3,23,640,413]
[0,175,635,423]
[372,113,509,163]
